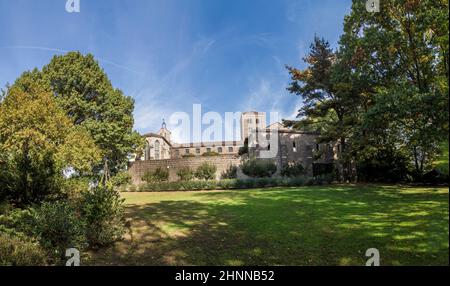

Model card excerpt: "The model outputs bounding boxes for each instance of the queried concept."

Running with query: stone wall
[128,155,242,185]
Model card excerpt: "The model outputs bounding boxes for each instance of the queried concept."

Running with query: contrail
[0,45,142,75]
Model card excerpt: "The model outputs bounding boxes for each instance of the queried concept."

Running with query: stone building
[128,111,333,184]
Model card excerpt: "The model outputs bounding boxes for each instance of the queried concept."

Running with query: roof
[142,133,172,146]
[172,140,243,148]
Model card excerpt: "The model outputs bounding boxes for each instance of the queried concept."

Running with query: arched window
[145,141,151,160]
[155,140,160,160]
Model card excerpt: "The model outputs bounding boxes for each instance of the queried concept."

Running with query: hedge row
[131,175,333,192]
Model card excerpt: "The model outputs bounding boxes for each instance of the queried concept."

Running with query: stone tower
[240,111,267,142]
[157,119,171,143]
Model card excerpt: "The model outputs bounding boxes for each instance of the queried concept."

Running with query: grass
[86,185,449,266]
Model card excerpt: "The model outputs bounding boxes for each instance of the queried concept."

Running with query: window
[145,141,150,160]
[316,144,320,151]
[155,140,160,160]
[218,147,223,153]
[196,148,201,154]
[175,149,180,157]
[256,119,260,124]
[228,147,233,152]
[293,141,297,152]
[247,118,253,124]
[185,149,190,154]
[206,148,211,153]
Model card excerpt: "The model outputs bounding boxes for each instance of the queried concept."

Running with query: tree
[286,36,361,180]
[338,0,449,178]
[0,83,100,206]
[11,52,143,175]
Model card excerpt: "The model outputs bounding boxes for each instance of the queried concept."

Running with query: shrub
[182,154,196,158]
[177,167,195,181]
[241,159,277,178]
[138,176,330,192]
[110,171,132,188]
[281,163,306,177]
[239,139,249,156]
[0,232,47,266]
[79,186,125,248]
[142,167,169,183]
[202,151,219,157]
[238,145,249,156]
[32,201,86,262]
[221,165,238,179]
[195,163,217,181]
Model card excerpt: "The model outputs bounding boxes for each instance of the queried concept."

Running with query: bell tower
[157,119,171,143]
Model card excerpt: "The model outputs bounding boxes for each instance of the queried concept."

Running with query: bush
[0,232,47,266]
[142,167,169,183]
[357,150,409,183]
[138,176,330,192]
[281,163,306,177]
[195,162,217,181]
[221,165,238,179]
[177,167,195,181]
[32,201,86,262]
[238,145,249,156]
[241,159,277,178]
[79,186,125,248]
[182,154,196,158]
[202,152,220,157]
[110,171,132,188]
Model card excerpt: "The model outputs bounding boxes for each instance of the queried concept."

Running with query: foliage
[285,0,449,182]
[434,141,449,176]
[286,36,361,181]
[280,163,306,177]
[221,165,238,179]
[363,84,446,178]
[0,232,47,266]
[110,171,132,188]
[241,159,277,178]
[177,167,195,181]
[182,154,196,158]
[31,201,86,262]
[202,151,220,157]
[0,83,100,206]
[11,52,143,175]
[357,148,410,183]
[238,138,249,156]
[136,175,332,192]
[142,167,169,183]
[79,186,125,248]
[195,162,217,181]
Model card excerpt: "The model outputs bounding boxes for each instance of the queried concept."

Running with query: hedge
[132,175,332,192]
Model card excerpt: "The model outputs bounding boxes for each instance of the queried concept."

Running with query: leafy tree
[11,52,143,175]
[339,0,449,178]
[0,83,100,206]
[286,36,361,180]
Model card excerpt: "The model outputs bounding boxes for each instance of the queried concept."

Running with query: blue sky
[0,0,352,142]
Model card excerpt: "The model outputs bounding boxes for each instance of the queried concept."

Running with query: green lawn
[87,185,449,266]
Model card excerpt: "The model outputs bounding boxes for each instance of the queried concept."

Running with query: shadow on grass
[87,186,449,266]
